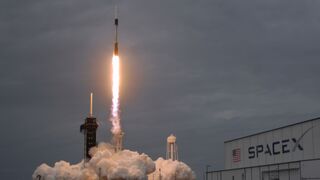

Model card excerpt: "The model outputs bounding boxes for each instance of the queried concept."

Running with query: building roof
[224,116,320,143]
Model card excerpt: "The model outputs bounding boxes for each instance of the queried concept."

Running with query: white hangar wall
[224,118,320,169]
[209,159,320,180]
[207,117,320,180]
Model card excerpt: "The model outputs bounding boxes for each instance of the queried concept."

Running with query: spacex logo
[247,127,313,159]
[292,126,313,152]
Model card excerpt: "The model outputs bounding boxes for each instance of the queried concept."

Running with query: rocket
[111,5,124,152]
[114,7,119,56]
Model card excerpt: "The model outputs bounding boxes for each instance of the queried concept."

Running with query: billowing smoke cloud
[148,158,196,180]
[32,143,155,180]
[32,161,98,180]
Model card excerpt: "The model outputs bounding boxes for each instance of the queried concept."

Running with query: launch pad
[80,6,124,161]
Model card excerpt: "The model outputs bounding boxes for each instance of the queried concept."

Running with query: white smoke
[33,143,196,180]
[32,142,155,180]
[148,158,196,180]
[33,161,98,180]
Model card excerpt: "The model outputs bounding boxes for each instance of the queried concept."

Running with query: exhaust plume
[110,55,121,135]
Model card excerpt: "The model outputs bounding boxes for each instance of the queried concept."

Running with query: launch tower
[113,131,124,152]
[80,93,98,160]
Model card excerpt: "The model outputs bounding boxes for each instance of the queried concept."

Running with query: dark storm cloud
[1,0,320,179]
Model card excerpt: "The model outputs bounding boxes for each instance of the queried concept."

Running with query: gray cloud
[1,0,320,179]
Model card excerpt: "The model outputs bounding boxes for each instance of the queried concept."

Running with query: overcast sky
[1,0,320,179]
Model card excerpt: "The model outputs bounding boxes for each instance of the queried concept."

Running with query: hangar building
[207,117,320,180]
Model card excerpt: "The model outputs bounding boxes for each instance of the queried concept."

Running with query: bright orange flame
[110,55,121,134]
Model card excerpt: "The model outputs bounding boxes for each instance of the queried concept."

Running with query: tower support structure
[113,131,124,152]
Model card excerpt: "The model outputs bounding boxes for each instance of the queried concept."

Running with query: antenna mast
[90,92,93,117]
